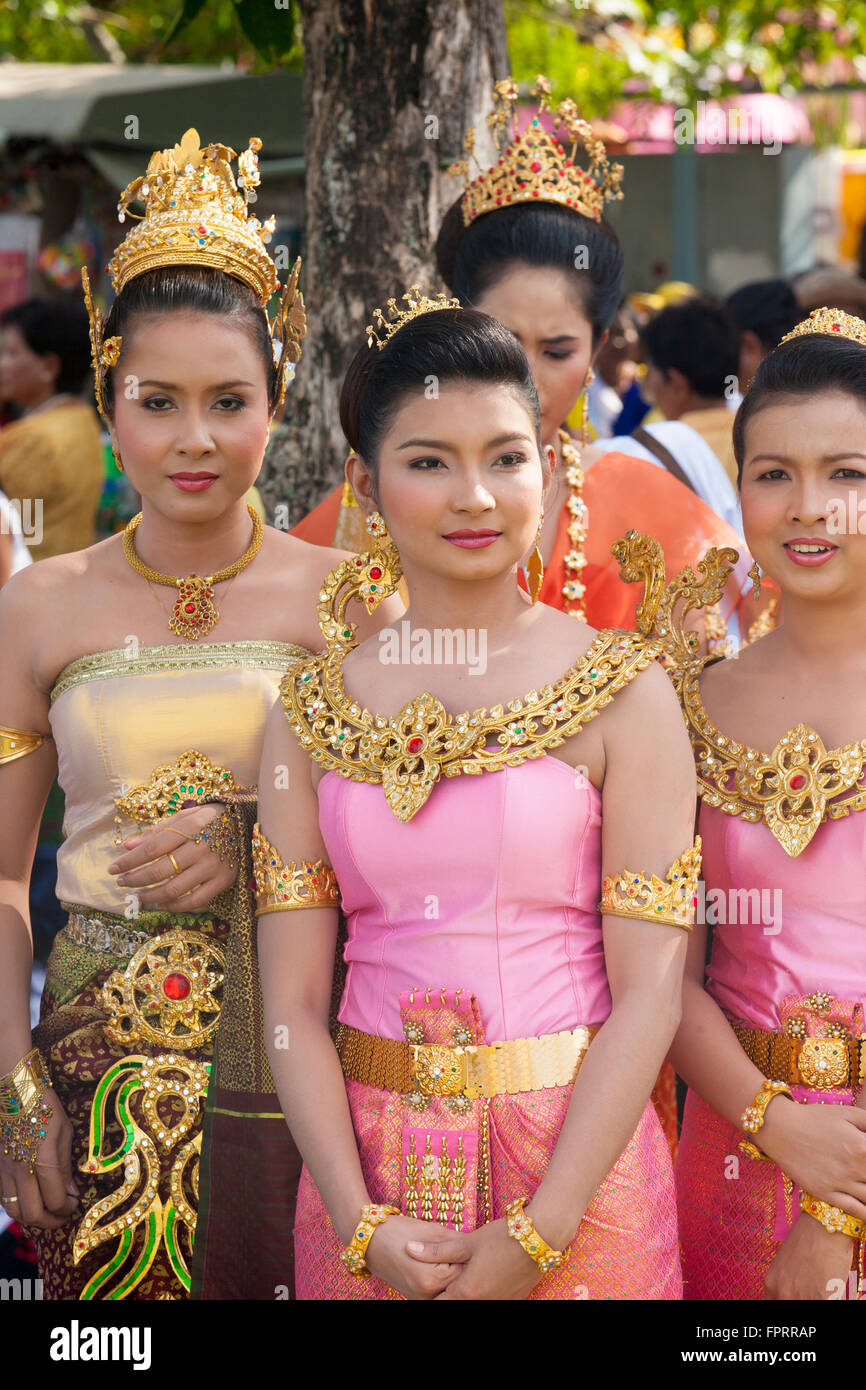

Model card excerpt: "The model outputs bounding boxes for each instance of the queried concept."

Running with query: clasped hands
[364,1214,544,1301]
[108,802,236,911]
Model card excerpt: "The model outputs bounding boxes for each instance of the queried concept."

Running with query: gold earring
[580,370,593,446]
[748,559,762,599]
[526,512,544,604]
[365,511,388,540]
[112,448,124,474]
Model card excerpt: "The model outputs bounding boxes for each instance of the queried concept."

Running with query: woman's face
[473,264,597,444]
[740,390,866,602]
[110,312,271,519]
[354,381,551,591]
[0,324,57,408]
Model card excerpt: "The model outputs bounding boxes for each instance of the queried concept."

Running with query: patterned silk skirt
[677,1088,864,1301]
[27,905,227,1300]
[294,990,682,1301]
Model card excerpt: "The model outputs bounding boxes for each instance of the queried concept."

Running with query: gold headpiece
[779,306,866,349]
[366,286,460,350]
[448,75,624,227]
[82,128,306,418]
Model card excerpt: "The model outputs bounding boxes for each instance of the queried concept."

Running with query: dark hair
[339,306,541,474]
[435,197,623,345]
[733,333,866,484]
[641,297,739,399]
[725,278,800,350]
[100,266,277,415]
[1,296,92,394]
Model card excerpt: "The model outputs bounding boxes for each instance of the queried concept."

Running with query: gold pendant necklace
[122,503,264,641]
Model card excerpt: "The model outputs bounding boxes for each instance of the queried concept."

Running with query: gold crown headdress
[82,128,306,417]
[366,285,461,350]
[448,75,624,228]
[779,306,866,348]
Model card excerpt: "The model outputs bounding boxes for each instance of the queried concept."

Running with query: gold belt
[733,1023,866,1091]
[335,1022,596,1099]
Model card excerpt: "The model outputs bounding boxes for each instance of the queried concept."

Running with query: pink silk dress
[676,804,866,1300]
[294,757,682,1300]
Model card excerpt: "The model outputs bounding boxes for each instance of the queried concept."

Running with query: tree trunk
[260,0,509,525]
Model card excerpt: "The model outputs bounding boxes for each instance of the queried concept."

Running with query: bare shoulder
[261,527,349,582]
[0,538,115,617]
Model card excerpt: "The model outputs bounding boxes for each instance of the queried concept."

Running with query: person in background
[0,298,103,562]
[725,278,800,392]
[638,297,740,490]
[593,296,742,534]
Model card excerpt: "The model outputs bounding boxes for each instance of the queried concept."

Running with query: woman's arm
[0,571,79,1225]
[256,698,457,1298]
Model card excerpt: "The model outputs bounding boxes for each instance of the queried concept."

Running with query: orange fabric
[291,484,342,545]
[542,450,752,629]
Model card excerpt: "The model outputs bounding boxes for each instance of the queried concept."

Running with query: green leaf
[233,0,297,62]
[163,0,209,48]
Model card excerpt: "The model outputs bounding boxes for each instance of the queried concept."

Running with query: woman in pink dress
[254,291,700,1300]
[655,309,866,1300]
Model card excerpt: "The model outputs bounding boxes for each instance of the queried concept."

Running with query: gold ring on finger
[167,852,181,875]
[2,1195,20,1203]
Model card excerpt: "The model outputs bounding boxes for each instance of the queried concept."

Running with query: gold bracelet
[252,823,340,914]
[737,1078,791,1159]
[505,1196,569,1274]
[339,1203,401,1278]
[194,810,241,872]
[599,837,702,931]
[0,1047,54,1176]
[799,1191,865,1240]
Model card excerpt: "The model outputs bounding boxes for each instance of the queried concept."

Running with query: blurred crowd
[582,263,866,540]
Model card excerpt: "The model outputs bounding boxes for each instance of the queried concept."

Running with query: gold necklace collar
[122,502,263,642]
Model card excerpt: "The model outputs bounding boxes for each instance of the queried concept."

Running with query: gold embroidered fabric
[282,628,660,822]
[0,724,49,764]
[50,640,309,704]
[612,529,866,857]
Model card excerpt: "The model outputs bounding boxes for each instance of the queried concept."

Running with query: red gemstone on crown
[407,737,424,754]
[369,567,382,580]
[163,972,191,1001]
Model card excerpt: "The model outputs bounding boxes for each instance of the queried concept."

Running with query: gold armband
[599,836,702,930]
[505,1197,570,1274]
[0,1047,54,1175]
[252,823,340,914]
[0,725,49,766]
[799,1191,864,1240]
[339,1203,401,1278]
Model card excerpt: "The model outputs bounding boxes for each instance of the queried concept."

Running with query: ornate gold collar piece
[282,626,657,823]
[613,529,866,856]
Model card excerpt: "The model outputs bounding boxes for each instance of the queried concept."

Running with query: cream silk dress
[31,639,308,1301]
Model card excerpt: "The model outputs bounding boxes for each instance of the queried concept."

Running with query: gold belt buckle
[797,1037,849,1089]
[412,1043,471,1097]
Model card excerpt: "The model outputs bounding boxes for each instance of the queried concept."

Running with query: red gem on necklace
[184,602,196,613]
[407,737,424,754]
[789,773,806,790]
[163,972,191,1000]
[369,566,382,580]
